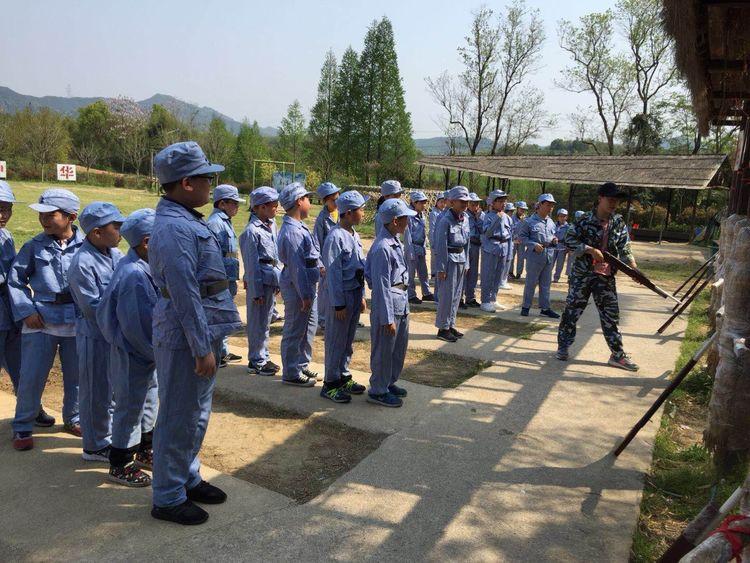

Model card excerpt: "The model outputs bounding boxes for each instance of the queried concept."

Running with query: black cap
[597,182,628,198]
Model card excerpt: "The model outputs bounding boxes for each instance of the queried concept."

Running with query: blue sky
[1,0,619,142]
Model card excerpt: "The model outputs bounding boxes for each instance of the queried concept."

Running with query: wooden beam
[707,59,750,72]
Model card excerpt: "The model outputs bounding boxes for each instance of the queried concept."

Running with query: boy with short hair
[10,188,85,451]
[512,201,529,279]
[374,180,404,237]
[553,208,571,283]
[240,186,282,377]
[500,201,516,288]
[97,208,157,487]
[365,198,415,408]
[406,191,433,305]
[429,192,448,280]
[480,190,512,313]
[463,192,484,308]
[69,201,126,461]
[313,182,340,334]
[320,191,369,403]
[278,182,321,387]
[207,184,245,367]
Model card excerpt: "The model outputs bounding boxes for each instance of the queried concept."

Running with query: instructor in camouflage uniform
[555,182,639,371]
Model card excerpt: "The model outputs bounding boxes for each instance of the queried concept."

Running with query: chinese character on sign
[0,161,6,179]
[56,164,77,182]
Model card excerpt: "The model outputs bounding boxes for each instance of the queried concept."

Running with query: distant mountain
[0,86,278,137]
[415,136,494,155]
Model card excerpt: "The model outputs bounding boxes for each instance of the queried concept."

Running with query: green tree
[278,100,306,164]
[146,104,181,150]
[331,46,364,177]
[623,112,663,155]
[11,107,69,181]
[307,50,338,180]
[70,101,111,178]
[202,117,234,168]
[228,121,269,183]
[358,17,416,182]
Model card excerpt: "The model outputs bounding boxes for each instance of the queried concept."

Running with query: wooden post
[688,189,699,241]
[540,181,546,194]
[625,187,633,225]
[417,165,424,190]
[457,171,463,185]
[659,189,674,245]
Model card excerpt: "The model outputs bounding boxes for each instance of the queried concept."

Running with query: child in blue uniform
[10,189,85,451]
[374,180,404,237]
[97,208,158,487]
[512,201,529,278]
[320,191,369,403]
[429,192,448,280]
[207,184,245,367]
[69,202,126,461]
[313,182,340,334]
[149,141,242,526]
[500,201,516,289]
[480,190,512,313]
[406,191,433,305]
[553,208,570,283]
[463,192,484,308]
[365,198,415,408]
[433,186,470,343]
[240,186,282,376]
[278,182,321,387]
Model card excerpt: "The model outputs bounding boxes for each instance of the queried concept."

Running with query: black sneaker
[34,407,55,427]
[264,360,280,373]
[388,384,408,398]
[458,300,468,310]
[437,329,458,343]
[247,362,277,376]
[186,480,227,504]
[556,348,569,361]
[109,462,152,488]
[408,296,422,305]
[320,384,352,403]
[282,375,316,387]
[520,308,529,317]
[152,500,208,526]
[540,309,560,319]
[466,299,480,308]
[421,293,435,302]
[218,357,228,369]
[449,327,464,339]
[223,352,242,363]
[302,368,321,381]
[341,376,366,395]
[82,446,111,462]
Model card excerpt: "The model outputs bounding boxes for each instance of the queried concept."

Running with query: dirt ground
[0,366,385,504]
[407,305,547,338]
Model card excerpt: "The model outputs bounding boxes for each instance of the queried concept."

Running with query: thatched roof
[416,154,727,190]
[663,0,750,135]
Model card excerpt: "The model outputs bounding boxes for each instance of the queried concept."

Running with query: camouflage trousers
[557,272,624,357]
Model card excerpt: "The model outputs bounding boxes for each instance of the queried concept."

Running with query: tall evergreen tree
[278,100,306,164]
[307,50,338,180]
[358,17,416,183]
[331,46,364,178]
[228,120,268,183]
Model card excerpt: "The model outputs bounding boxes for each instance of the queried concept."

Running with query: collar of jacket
[35,225,84,249]
[160,196,204,219]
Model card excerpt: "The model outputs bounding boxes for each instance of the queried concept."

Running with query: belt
[391,283,407,291]
[259,258,277,266]
[305,258,318,268]
[53,292,74,305]
[490,235,509,242]
[447,246,464,253]
[223,251,238,259]
[160,280,229,299]
[470,240,481,246]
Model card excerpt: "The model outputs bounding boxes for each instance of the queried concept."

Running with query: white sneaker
[480,303,496,313]
[495,303,508,310]
[499,283,512,290]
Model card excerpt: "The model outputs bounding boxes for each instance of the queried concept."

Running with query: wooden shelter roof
[416,155,727,190]
[663,0,750,135]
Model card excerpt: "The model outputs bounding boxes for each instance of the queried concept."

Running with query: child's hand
[301,298,312,312]
[384,323,396,336]
[253,296,265,305]
[438,272,447,281]
[361,299,367,312]
[24,313,45,330]
[335,308,347,321]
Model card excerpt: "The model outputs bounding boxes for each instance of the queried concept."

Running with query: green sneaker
[341,377,365,395]
[320,384,352,403]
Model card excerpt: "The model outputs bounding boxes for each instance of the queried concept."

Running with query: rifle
[603,251,682,305]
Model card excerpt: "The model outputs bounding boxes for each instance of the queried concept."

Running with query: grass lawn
[630,290,748,561]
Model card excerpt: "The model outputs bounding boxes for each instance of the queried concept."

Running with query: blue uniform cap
[447,185,470,201]
[153,141,224,185]
[120,208,156,247]
[468,192,482,202]
[379,198,417,222]
[29,188,80,214]
[516,201,528,210]
[557,208,568,216]
[337,190,369,214]
[79,201,127,234]
[409,191,428,203]
[380,179,403,196]
[488,189,508,202]
[538,193,556,204]
[504,202,515,212]
[316,182,340,200]
[575,210,585,219]
[251,186,279,207]
[436,191,446,201]
[213,184,246,204]
[279,182,312,211]
[0,180,15,203]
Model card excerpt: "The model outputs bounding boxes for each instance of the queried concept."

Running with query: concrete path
[0,245,697,562]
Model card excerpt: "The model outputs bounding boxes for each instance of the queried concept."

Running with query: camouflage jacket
[564,209,633,277]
